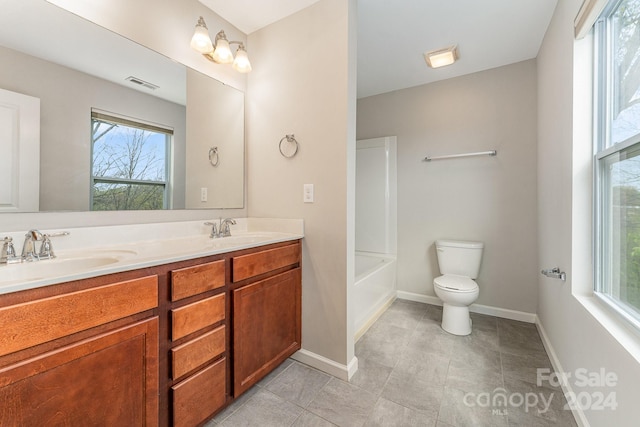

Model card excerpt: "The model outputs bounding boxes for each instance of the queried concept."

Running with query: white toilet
[433,239,484,336]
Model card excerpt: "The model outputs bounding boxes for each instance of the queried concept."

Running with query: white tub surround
[353,137,398,340]
[0,217,303,294]
[354,252,397,340]
[355,137,397,256]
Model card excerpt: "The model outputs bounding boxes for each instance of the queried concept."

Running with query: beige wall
[537,0,640,425]
[357,60,539,314]
[246,0,357,368]
[185,68,244,209]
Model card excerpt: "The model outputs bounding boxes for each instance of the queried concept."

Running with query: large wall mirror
[0,0,244,213]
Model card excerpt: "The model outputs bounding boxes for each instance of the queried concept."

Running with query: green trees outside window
[90,112,171,211]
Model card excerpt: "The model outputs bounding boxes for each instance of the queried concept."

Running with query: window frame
[593,0,640,329]
[90,110,173,211]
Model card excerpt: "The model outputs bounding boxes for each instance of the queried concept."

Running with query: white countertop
[0,218,303,295]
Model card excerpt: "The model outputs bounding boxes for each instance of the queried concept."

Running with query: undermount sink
[202,232,287,249]
[48,256,121,269]
[78,249,138,258]
[0,255,125,288]
[210,235,266,245]
[124,232,293,260]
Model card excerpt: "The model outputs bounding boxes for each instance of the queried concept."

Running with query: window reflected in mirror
[91,111,172,210]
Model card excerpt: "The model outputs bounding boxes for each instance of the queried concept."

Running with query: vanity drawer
[170,260,225,301]
[0,275,158,357]
[172,357,226,427]
[232,242,300,282]
[171,293,225,341]
[171,325,225,379]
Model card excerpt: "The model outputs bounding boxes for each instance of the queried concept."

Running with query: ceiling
[0,0,559,102]
[199,0,323,34]
[200,0,558,98]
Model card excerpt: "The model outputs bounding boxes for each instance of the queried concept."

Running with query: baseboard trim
[396,291,537,323]
[291,349,358,381]
[397,290,442,306]
[535,317,589,427]
[471,303,537,323]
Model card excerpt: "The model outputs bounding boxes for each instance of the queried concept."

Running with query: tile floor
[208,300,578,426]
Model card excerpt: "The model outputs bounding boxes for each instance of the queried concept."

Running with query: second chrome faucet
[1,229,70,264]
[204,218,237,239]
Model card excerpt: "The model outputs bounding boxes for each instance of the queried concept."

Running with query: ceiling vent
[125,76,159,90]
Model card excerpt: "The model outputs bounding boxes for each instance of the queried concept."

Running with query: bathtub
[353,252,397,341]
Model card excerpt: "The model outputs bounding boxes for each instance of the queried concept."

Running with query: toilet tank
[435,240,484,279]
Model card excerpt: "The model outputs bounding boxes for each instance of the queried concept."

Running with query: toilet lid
[434,275,478,292]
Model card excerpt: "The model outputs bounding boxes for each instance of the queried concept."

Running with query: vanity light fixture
[424,45,459,69]
[190,16,252,73]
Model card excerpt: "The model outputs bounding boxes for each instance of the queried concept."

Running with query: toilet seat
[434,274,478,293]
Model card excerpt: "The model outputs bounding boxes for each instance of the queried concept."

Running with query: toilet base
[441,303,472,336]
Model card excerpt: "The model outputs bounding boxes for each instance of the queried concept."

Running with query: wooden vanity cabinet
[0,238,302,426]
[231,241,302,397]
[166,258,229,427]
[0,273,160,426]
[165,240,303,421]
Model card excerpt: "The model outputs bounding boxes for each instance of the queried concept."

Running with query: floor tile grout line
[215,360,298,425]
[361,395,384,426]
[299,372,332,411]
[499,340,511,426]
[263,360,335,414]
[221,391,258,424]
[287,407,337,427]
[434,353,454,425]
[288,410,303,427]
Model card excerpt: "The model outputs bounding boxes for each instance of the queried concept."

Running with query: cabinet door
[233,268,301,396]
[0,317,159,426]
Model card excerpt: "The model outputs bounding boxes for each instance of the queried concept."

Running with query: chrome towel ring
[209,147,219,167]
[279,134,299,158]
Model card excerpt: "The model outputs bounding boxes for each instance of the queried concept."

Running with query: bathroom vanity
[0,220,302,426]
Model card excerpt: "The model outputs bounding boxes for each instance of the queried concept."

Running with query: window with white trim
[91,111,172,210]
[594,0,640,324]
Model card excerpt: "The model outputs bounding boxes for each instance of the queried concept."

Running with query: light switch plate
[303,184,314,203]
[200,187,208,202]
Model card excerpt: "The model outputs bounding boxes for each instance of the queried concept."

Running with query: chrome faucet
[1,237,21,264]
[204,218,236,238]
[1,230,70,264]
[38,232,70,259]
[21,229,42,262]
[219,218,236,237]
[204,221,219,238]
